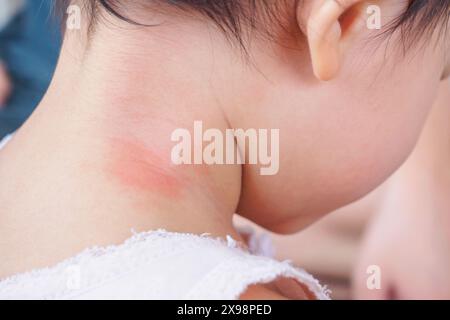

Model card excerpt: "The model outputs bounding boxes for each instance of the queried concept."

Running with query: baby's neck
[0,38,243,279]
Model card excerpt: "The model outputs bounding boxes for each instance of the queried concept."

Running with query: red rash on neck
[106,138,186,199]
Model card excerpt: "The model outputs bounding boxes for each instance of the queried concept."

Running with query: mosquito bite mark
[107,139,185,198]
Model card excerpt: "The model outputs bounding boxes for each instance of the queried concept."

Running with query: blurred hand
[0,61,11,108]
[353,81,450,300]
[353,174,450,299]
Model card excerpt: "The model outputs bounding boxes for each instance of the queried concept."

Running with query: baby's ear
[297,0,370,81]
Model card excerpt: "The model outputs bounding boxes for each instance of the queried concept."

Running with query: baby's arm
[353,80,450,299]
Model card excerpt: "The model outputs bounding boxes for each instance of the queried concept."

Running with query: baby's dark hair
[58,0,450,48]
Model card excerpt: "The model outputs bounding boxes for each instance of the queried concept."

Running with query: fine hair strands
[55,0,449,53]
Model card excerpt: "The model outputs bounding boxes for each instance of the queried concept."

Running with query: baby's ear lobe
[297,0,368,81]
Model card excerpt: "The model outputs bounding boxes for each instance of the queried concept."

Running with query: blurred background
[0,0,60,138]
[1,0,449,300]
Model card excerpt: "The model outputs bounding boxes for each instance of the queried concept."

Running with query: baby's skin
[263,80,450,299]
[0,0,448,299]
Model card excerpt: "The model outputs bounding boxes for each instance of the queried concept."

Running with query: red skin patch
[107,138,185,199]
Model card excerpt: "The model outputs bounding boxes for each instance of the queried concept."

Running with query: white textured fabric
[0,135,330,300]
[0,133,13,150]
[0,230,330,300]
[237,226,276,258]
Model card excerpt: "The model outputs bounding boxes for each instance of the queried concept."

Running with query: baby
[0,0,448,299]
